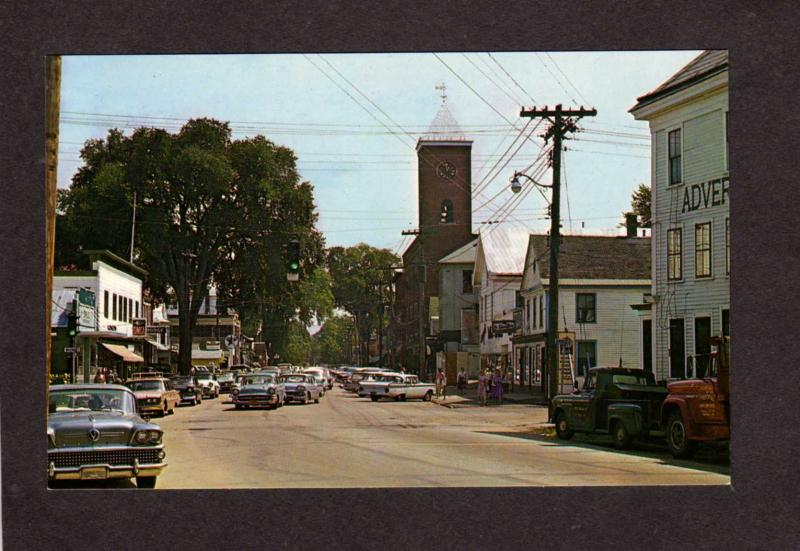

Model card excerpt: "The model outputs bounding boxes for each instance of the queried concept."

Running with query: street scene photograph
[44,50,731,490]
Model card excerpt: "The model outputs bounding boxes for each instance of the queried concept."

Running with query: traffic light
[67,310,78,338]
[286,238,300,281]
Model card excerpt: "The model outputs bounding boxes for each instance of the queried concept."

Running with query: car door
[569,372,597,430]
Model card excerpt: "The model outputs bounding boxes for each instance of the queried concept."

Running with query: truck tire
[370,394,379,402]
[555,411,574,440]
[667,411,696,459]
[613,420,632,450]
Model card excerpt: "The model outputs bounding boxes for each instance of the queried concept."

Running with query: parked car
[217,372,237,393]
[279,373,322,404]
[194,371,220,398]
[382,374,435,402]
[550,367,667,450]
[170,375,203,406]
[342,368,384,392]
[233,374,285,409]
[357,372,405,399]
[128,377,181,417]
[47,384,167,488]
[305,367,334,390]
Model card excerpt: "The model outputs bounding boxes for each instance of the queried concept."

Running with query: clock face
[436,161,457,180]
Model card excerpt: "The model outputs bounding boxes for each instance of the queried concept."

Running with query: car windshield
[49,388,135,414]
[195,373,212,380]
[280,375,306,383]
[130,381,163,391]
[218,373,234,382]
[244,375,273,385]
[172,377,193,385]
[611,373,654,385]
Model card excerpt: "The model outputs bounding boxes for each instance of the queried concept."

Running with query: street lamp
[510,171,553,201]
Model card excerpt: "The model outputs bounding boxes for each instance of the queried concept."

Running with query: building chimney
[625,213,638,238]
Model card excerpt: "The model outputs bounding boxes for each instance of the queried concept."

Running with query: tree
[284,321,312,365]
[326,244,398,365]
[626,183,652,228]
[311,315,355,365]
[57,118,324,373]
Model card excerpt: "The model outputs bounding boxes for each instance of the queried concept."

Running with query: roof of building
[527,234,651,280]
[479,228,530,276]
[417,101,471,145]
[631,50,728,112]
[83,249,148,278]
[438,238,478,264]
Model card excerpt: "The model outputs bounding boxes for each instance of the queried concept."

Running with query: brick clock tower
[395,92,474,376]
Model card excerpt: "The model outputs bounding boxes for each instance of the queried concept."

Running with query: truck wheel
[315,395,320,404]
[370,394,379,402]
[555,412,574,440]
[613,421,632,450]
[136,476,157,489]
[667,411,696,459]
[423,390,433,402]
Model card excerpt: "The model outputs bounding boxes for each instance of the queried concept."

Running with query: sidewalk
[431,383,549,409]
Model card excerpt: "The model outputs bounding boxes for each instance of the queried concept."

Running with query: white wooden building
[630,50,730,381]
[513,233,651,389]
[473,228,529,370]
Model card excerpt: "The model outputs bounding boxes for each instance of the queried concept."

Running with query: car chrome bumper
[235,395,278,405]
[48,446,167,480]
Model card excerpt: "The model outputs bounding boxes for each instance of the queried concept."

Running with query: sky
[57,51,701,256]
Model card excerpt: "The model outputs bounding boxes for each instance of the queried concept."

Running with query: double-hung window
[668,128,682,185]
[695,222,712,278]
[576,293,597,324]
[667,228,683,281]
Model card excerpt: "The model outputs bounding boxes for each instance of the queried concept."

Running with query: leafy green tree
[284,321,312,365]
[57,118,325,373]
[311,315,355,365]
[326,244,398,365]
[626,183,652,228]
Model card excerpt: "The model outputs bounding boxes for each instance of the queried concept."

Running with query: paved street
[151,387,730,489]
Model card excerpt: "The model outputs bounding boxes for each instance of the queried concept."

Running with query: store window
[695,222,712,278]
[539,295,544,328]
[104,290,109,318]
[668,128,682,185]
[112,293,117,320]
[576,293,597,323]
[668,228,682,280]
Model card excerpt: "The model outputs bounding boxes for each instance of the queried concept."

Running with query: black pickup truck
[550,367,667,449]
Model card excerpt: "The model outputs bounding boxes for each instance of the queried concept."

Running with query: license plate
[81,467,109,480]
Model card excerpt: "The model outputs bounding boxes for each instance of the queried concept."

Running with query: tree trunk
[177,289,193,375]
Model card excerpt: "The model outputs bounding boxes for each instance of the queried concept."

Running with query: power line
[486,53,537,104]
[545,53,590,106]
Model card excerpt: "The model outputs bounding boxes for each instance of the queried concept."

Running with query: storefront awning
[102,343,144,363]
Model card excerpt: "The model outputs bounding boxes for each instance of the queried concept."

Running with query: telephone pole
[519,104,596,404]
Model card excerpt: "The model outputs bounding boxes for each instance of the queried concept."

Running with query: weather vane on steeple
[435,83,447,105]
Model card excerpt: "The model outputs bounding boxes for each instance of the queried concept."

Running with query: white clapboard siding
[650,89,730,380]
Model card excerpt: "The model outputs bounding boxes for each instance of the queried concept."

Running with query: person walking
[456,368,466,393]
[441,369,448,400]
[477,370,487,407]
[492,368,504,404]
[435,368,444,398]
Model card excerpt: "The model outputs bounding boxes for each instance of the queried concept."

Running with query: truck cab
[661,336,730,458]
[551,367,667,449]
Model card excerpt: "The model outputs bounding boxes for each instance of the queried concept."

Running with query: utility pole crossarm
[520,105,597,118]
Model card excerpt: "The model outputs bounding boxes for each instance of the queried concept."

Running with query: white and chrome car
[194,372,220,398]
[374,374,435,402]
[279,373,322,404]
[233,373,285,409]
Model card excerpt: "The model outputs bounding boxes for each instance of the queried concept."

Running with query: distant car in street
[128,377,181,417]
[279,373,322,405]
[47,384,167,489]
[217,372,236,393]
[382,374,435,402]
[234,373,285,409]
[170,375,203,406]
[305,367,333,390]
[194,371,220,398]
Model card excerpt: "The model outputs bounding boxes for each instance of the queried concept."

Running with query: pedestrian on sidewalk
[456,368,466,392]
[492,368,504,404]
[477,370,488,407]
[441,370,448,400]
[435,368,444,398]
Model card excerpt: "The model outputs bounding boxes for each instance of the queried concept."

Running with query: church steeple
[420,83,467,143]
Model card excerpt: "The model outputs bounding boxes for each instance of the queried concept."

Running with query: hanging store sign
[77,289,97,332]
[132,318,146,336]
[681,176,730,213]
[491,320,516,336]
